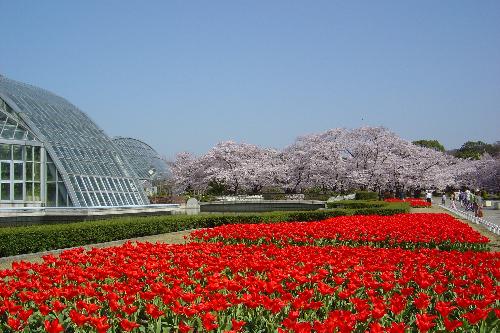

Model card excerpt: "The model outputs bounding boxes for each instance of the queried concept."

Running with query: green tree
[488,141,500,157]
[454,141,493,160]
[412,139,445,152]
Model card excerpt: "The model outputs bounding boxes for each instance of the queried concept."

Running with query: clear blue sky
[1,1,499,158]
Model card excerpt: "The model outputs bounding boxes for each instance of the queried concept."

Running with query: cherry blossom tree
[169,127,498,195]
[454,155,500,192]
[169,152,206,194]
[200,141,279,194]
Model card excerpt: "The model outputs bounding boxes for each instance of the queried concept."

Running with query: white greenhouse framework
[0,75,150,207]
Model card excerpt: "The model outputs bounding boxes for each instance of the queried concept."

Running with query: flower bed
[385,198,431,207]
[0,242,499,332]
[189,213,490,251]
[0,205,410,258]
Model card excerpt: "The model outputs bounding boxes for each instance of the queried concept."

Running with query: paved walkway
[481,207,500,226]
[442,200,500,226]
[446,200,500,226]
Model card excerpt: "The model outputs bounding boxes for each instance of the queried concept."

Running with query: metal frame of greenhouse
[0,75,150,208]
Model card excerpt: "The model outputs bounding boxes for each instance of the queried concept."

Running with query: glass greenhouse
[112,137,169,182]
[0,75,150,207]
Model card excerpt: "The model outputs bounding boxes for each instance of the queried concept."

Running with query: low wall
[200,200,326,213]
[0,204,180,226]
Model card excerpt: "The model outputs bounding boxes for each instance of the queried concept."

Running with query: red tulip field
[384,199,431,208]
[0,213,498,332]
[189,214,489,251]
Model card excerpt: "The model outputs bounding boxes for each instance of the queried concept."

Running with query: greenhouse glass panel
[90,193,100,206]
[14,183,23,200]
[76,176,85,191]
[104,178,114,191]
[95,178,104,191]
[109,178,118,191]
[83,193,93,206]
[26,182,33,201]
[114,193,123,206]
[107,193,116,206]
[1,162,10,180]
[47,183,56,206]
[57,182,68,207]
[34,147,40,162]
[1,123,15,139]
[12,145,22,160]
[25,146,33,161]
[96,193,105,206]
[33,183,41,201]
[34,163,40,181]
[90,177,98,190]
[14,129,25,140]
[76,192,85,206]
[126,193,135,205]
[46,163,56,181]
[0,144,10,160]
[1,183,10,200]
[83,177,93,191]
[13,163,23,180]
[26,162,33,180]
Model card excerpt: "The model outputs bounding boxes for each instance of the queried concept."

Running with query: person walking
[441,193,446,205]
[466,190,472,210]
[450,192,457,209]
[475,191,483,217]
[425,191,432,206]
[471,192,478,214]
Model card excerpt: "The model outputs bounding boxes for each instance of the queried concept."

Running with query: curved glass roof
[112,137,170,181]
[0,99,39,141]
[0,75,149,206]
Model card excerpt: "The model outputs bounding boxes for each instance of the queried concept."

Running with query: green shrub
[262,193,287,200]
[355,191,379,200]
[302,189,340,201]
[0,204,409,257]
[352,203,409,216]
[326,200,387,209]
[303,193,335,201]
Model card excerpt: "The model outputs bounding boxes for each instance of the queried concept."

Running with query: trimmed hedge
[351,204,409,216]
[0,204,409,257]
[326,200,387,209]
[355,191,379,200]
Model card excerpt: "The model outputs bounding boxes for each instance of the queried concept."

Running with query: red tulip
[7,317,23,331]
[231,318,246,330]
[415,313,437,333]
[413,292,430,310]
[145,303,164,319]
[44,319,64,333]
[443,317,463,331]
[178,321,192,333]
[120,319,140,331]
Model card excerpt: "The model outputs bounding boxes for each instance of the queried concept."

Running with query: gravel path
[1,207,499,270]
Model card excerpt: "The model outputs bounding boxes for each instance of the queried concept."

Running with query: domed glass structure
[0,75,149,207]
[112,137,169,182]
